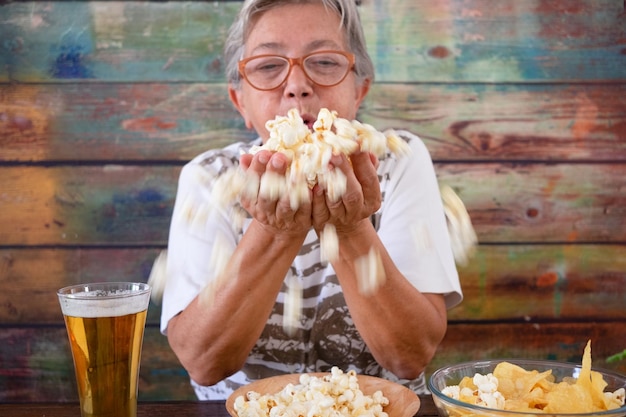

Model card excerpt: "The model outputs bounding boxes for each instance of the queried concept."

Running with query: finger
[327,155,361,213]
[247,150,272,176]
[350,152,381,212]
[266,152,289,175]
[258,153,289,202]
[368,152,380,170]
[239,153,254,171]
[351,151,379,190]
[311,184,330,229]
[238,152,267,203]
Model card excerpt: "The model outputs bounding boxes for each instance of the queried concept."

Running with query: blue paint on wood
[50,44,93,79]
[109,188,170,217]
[135,189,165,204]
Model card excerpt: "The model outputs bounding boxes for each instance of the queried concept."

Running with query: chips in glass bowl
[429,355,626,417]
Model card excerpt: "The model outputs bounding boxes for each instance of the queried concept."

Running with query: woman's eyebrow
[248,39,345,56]
[249,42,285,55]
[307,39,344,51]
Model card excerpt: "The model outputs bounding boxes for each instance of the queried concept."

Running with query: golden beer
[58,282,151,417]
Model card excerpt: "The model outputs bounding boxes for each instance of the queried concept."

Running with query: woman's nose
[283,64,313,97]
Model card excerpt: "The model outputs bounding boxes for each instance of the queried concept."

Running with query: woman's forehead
[244,3,347,53]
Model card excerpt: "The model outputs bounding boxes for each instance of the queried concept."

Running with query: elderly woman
[160,0,462,400]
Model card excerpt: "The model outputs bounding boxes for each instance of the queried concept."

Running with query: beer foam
[59,288,151,318]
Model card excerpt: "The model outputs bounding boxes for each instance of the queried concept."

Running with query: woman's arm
[332,220,447,379]
[167,219,306,386]
[312,148,453,379]
[167,150,311,386]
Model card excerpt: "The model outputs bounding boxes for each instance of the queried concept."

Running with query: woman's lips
[300,113,316,129]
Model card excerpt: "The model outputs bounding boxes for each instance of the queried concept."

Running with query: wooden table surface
[0,395,438,416]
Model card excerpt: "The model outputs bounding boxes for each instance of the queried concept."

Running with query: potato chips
[442,341,625,414]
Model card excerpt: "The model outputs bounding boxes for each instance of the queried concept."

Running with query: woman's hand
[239,150,313,235]
[311,151,381,235]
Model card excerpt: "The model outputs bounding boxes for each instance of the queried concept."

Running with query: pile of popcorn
[234,367,389,417]
[442,372,505,409]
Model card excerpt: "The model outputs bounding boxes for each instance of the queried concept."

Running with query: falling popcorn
[355,247,386,296]
[410,220,433,253]
[320,223,339,264]
[199,231,236,307]
[440,185,477,266]
[283,276,302,336]
[147,250,168,304]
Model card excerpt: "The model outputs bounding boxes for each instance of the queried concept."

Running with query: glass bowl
[428,359,626,417]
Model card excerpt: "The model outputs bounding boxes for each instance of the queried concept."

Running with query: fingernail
[258,153,269,164]
[330,154,343,166]
[271,157,284,169]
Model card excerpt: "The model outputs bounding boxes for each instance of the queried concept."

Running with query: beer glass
[57,282,151,417]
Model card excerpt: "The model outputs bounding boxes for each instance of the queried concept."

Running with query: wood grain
[0,326,196,402]
[1,246,624,324]
[0,401,233,417]
[1,323,623,403]
[451,244,626,321]
[2,83,625,162]
[1,164,624,245]
[428,322,626,376]
[0,166,178,245]
[0,248,163,324]
[1,1,624,83]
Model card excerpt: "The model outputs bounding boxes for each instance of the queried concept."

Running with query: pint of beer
[57,282,151,417]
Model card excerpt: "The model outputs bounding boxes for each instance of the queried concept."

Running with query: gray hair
[224,0,375,89]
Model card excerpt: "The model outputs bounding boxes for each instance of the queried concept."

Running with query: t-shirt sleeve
[376,132,463,309]
[159,150,243,334]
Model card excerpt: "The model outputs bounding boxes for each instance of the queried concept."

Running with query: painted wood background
[1,0,625,403]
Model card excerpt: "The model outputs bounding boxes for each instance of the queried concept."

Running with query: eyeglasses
[238,50,355,91]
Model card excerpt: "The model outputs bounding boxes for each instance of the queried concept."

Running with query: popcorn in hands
[215,108,410,212]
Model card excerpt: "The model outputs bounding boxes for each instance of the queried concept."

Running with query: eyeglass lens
[242,52,351,90]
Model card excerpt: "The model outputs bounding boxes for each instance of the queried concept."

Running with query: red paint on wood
[122,117,177,133]
[429,46,451,59]
[536,271,559,288]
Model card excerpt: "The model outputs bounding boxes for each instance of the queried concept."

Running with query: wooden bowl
[225,372,420,417]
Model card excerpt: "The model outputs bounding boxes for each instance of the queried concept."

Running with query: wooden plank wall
[1,0,625,402]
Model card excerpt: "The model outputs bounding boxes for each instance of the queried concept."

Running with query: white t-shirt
[160,131,462,399]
